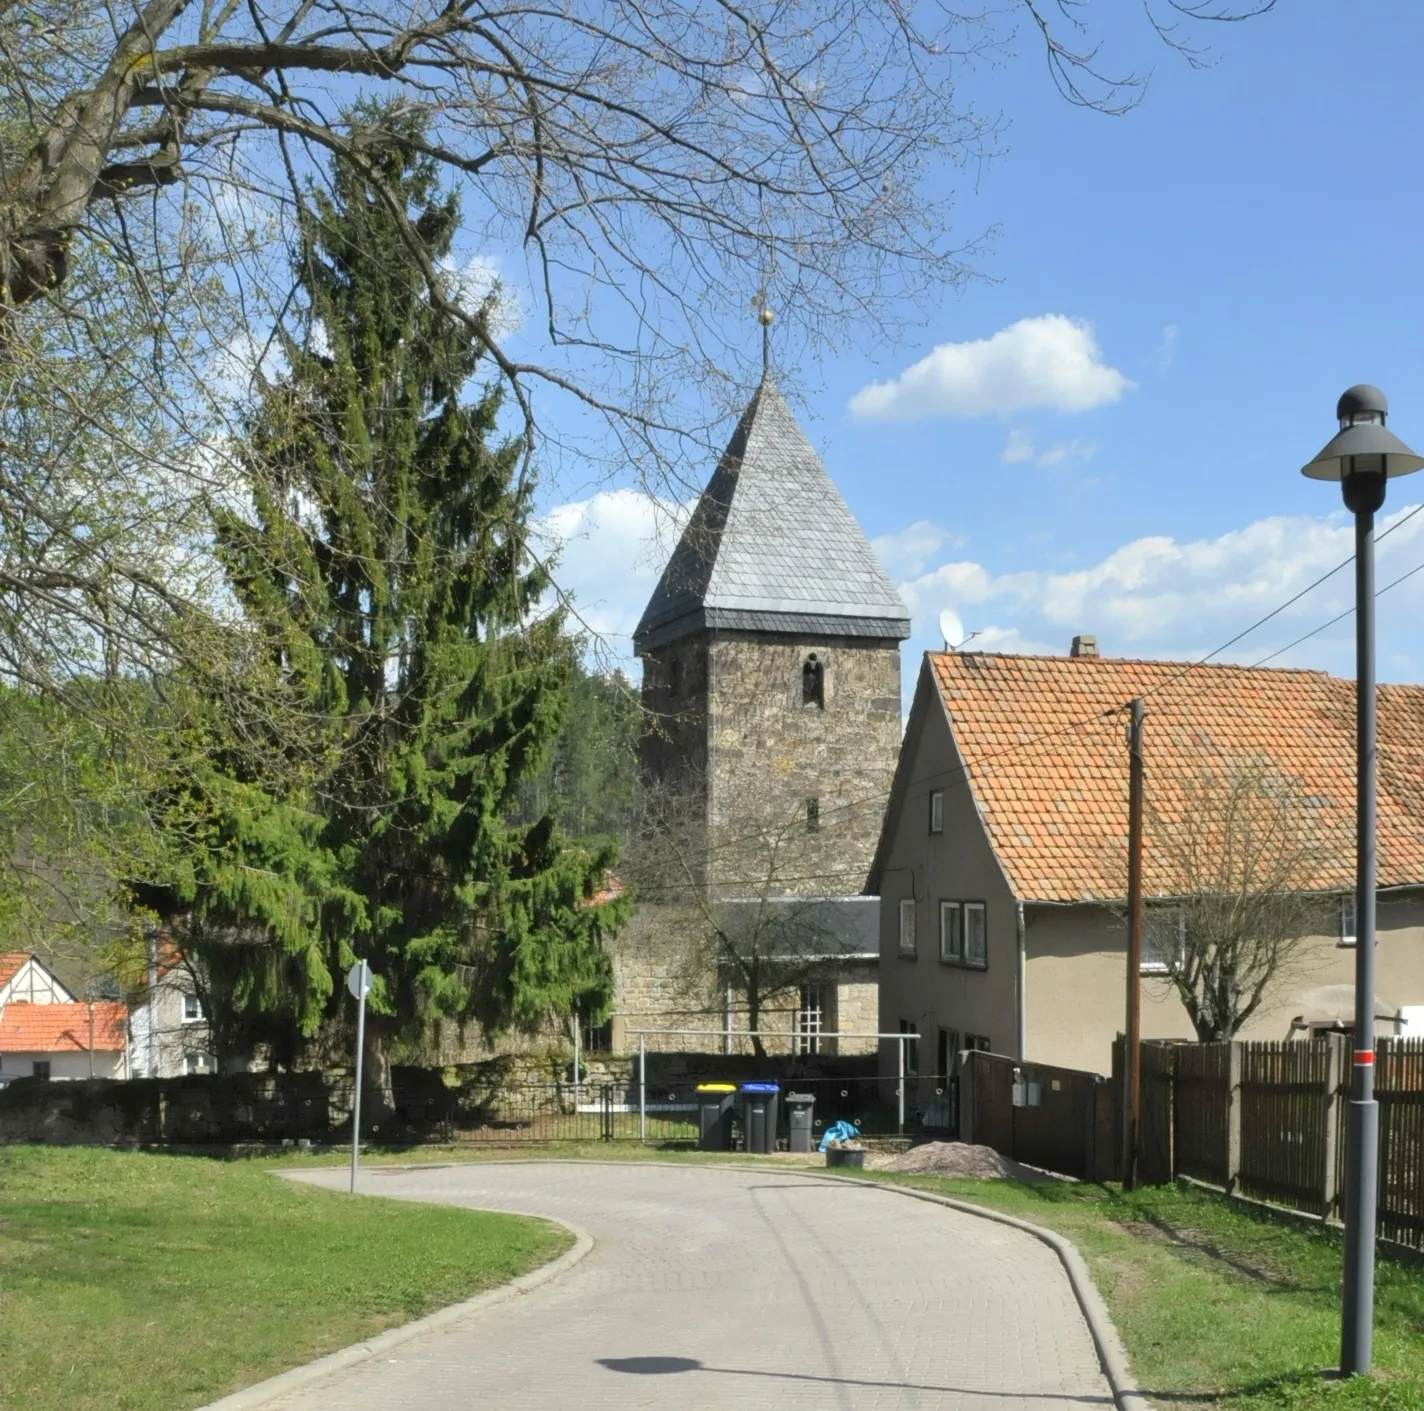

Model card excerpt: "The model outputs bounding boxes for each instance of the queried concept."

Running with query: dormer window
[802,655,824,708]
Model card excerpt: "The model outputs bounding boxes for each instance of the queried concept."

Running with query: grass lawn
[0,1145,571,1411]
[849,1171,1424,1411]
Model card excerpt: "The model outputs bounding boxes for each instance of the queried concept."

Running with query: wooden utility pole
[1122,697,1145,1191]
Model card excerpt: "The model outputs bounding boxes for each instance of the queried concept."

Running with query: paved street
[272,1161,1115,1411]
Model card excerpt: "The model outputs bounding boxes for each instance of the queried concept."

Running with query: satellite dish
[938,608,965,650]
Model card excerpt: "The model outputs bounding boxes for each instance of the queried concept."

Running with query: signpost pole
[348,960,370,1194]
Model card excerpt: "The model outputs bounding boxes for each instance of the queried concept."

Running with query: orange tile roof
[0,1001,127,1053]
[926,651,1424,904]
[0,953,32,990]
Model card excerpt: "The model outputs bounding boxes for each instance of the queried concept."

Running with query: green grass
[846,1171,1424,1411]
[0,1145,571,1411]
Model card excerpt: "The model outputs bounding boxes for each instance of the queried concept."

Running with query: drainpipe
[147,931,158,1079]
[1015,901,1027,1061]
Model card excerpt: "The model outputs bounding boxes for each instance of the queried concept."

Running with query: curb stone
[193,1209,593,1411]
[211,1157,1143,1411]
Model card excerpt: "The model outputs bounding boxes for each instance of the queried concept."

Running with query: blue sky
[534,1,1424,692]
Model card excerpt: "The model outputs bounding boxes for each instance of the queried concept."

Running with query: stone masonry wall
[707,633,901,896]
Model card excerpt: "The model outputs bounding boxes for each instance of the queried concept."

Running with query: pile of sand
[868,1141,1060,1182]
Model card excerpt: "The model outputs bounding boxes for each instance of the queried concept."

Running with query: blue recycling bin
[740,1081,781,1154]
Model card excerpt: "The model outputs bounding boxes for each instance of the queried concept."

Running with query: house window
[898,898,917,957]
[964,903,987,969]
[939,901,962,964]
[795,986,824,1056]
[929,790,944,834]
[806,797,820,832]
[32,1061,51,1080]
[182,993,204,1023]
[1143,907,1185,974]
[184,1053,214,1075]
[581,1015,613,1053]
[898,1020,919,1075]
[964,1033,991,1053]
[937,1028,960,1079]
[802,655,824,708]
[1340,897,1356,948]
[941,900,986,968]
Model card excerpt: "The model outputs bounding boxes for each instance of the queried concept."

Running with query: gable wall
[876,670,1020,1073]
[0,958,74,1007]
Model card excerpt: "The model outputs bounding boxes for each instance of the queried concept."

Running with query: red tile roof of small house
[0,953,32,991]
[924,651,1424,904]
[0,1001,127,1053]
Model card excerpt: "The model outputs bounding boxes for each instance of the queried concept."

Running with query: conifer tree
[198,116,621,1073]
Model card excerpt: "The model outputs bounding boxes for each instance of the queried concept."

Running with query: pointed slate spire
[634,380,910,653]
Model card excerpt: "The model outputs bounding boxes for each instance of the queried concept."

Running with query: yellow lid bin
[694,1084,737,1150]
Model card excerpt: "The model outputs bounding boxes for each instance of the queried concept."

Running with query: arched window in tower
[668,658,681,697]
[802,654,824,708]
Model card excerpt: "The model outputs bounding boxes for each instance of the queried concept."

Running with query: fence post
[638,1034,647,1144]
[1322,1032,1345,1220]
[1226,1040,1243,1195]
[959,1050,975,1145]
[897,1035,906,1135]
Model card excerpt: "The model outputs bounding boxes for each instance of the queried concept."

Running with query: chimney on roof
[1070,634,1098,659]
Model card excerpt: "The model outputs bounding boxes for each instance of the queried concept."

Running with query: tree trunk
[362,1026,396,1120]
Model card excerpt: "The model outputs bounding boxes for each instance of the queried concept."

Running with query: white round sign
[346,960,371,1000]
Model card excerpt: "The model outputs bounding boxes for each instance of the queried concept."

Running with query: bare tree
[625,781,870,1057]
[1142,760,1341,1042]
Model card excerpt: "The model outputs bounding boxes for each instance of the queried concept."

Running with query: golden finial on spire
[757,303,774,379]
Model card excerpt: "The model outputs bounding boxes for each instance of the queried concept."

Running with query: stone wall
[706,633,901,896]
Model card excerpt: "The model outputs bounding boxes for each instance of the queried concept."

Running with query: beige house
[870,643,1424,1078]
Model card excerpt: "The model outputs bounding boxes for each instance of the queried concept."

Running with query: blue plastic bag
[818,1119,861,1152]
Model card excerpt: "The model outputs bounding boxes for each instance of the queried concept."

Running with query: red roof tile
[927,651,1424,904]
[0,1001,127,1053]
[0,952,32,991]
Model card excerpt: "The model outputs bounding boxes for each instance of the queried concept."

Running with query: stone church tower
[606,378,908,1053]
[634,378,909,895]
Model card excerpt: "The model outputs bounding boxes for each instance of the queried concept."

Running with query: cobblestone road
[271,1161,1115,1411]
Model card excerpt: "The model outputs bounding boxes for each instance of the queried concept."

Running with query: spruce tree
[204,117,621,1072]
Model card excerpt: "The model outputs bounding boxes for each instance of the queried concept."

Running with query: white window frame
[964,902,988,969]
[181,992,204,1024]
[898,898,917,957]
[929,790,944,835]
[1340,896,1357,948]
[795,986,824,1056]
[939,901,962,963]
[184,1052,214,1076]
[1142,907,1186,975]
[898,1020,919,1076]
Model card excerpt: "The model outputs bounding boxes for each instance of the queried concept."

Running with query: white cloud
[441,253,523,337]
[848,314,1134,422]
[891,500,1424,686]
[1153,323,1180,374]
[870,520,960,578]
[534,489,689,665]
[999,430,1098,467]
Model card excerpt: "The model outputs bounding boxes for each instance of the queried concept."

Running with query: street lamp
[1301,384,1423,1376]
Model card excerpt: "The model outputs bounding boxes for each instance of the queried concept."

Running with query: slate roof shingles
[634,380,910,651]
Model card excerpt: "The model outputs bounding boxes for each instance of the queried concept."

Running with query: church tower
[633,378,909,899]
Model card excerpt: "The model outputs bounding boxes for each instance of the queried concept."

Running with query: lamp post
[1301,384,1423,1375]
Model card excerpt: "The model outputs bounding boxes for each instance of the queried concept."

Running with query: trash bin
[785,1092,816,1153]
[695,1083,737,1151]
[740,1082,781,1154]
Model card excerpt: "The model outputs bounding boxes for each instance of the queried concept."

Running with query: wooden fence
[1136,1036,1424,1253]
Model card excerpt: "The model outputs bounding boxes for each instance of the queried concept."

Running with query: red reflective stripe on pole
[1354,1051,1375,1065]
